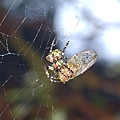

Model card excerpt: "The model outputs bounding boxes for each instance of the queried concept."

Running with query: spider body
[57,62,79,83]
[45,48,72,83]
[46,49,64,70]
[44,40,97,84]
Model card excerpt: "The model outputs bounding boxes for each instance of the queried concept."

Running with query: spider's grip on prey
[44,40,98,83]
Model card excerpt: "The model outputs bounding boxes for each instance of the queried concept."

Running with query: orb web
[1,1,119,120]
[0,0,81,120]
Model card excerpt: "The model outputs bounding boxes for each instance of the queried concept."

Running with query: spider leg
[44,65,50,78]
[62,41,70,55]
[44,65,60,83]
[61,41,69,62]
[49,37,57,53]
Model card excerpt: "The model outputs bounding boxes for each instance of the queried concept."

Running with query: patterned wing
[67,50,98,78]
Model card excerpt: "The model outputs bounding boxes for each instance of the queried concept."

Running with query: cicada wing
[67,50,98,77]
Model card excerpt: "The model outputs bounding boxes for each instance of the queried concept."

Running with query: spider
[44,39,98,84]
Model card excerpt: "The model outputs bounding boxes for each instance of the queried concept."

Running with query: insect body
[44,40,98,84]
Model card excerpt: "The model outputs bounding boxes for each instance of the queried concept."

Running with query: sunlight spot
[89,0,120,22]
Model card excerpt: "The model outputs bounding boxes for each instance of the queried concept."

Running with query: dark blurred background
[0,0,120,120]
